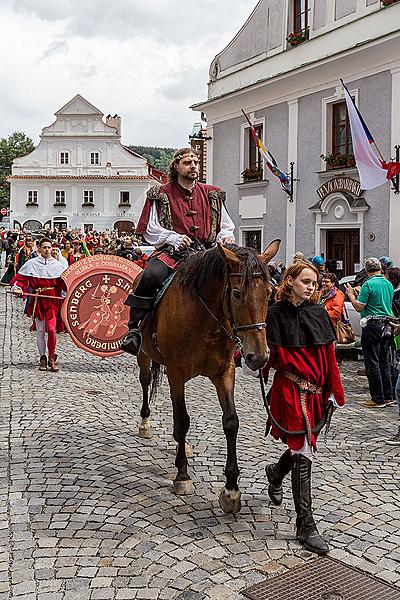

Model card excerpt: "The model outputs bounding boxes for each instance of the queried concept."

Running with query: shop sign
[317,177,362,200]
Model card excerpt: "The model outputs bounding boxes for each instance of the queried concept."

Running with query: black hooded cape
[266,300,336,348]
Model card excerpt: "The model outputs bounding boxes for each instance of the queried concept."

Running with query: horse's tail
[149,361,163,404]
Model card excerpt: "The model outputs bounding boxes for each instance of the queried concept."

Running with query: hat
[379,256,393,268]
[365,257,382,273]
[312,255,325,267]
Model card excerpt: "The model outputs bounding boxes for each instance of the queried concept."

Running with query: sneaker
[386,428,400,446]
[384,400,396,406]
[361,399,386,408]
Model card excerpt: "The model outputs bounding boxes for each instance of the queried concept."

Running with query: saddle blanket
[154,273,176,308]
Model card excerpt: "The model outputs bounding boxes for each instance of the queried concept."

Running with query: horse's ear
[217,243,240,269]
[261,239,281,262]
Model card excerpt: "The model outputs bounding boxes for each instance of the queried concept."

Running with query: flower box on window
[287,26,309,47]
[381,0,399,7]
[321,153,355,170]
[241,167,263,183]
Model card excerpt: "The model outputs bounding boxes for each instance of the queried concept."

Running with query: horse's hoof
[219,487,242,514]
[138,418,153,439]
[173,479,194,495]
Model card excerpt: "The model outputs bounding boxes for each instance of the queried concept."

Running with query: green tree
[0,132,35,210]
[129,146,176,174]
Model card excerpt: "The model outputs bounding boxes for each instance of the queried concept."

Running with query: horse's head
[218,239,281,371]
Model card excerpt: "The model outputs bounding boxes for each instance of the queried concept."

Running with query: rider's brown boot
[48,354,59,372]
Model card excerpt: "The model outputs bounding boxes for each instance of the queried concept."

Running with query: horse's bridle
[196,270,268,351]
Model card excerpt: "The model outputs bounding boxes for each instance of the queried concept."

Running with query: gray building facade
[193,0,400,274]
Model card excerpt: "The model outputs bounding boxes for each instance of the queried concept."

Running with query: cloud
[41,39,68,59]
[13,0,256,44]
[159,68,208,101]
[2,0,257,146]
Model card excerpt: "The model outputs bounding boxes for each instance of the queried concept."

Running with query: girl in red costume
[263,261,345,555]
[11,238,67,372]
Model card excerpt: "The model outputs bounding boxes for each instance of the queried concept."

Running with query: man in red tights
[11,237,67,372]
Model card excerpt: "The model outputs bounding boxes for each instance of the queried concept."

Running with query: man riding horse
[121,147,235,355]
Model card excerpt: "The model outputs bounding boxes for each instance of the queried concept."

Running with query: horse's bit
[196,270,267,353]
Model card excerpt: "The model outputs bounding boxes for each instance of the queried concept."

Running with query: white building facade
[193,0,400,275]
[9,95,158,233]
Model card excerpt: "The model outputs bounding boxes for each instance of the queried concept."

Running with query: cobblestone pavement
[1,287,399,600]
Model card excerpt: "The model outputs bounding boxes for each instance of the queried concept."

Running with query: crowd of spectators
[266,252,400,444]
[0,226,150,284]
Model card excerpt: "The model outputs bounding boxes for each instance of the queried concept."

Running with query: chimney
[106,114,122,136]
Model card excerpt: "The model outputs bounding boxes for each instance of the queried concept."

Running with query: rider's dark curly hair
[168,147,200,183]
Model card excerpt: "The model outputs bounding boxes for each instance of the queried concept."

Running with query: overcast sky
[1,0,256,148]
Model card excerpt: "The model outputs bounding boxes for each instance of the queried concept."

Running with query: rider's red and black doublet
[263,301,345,451]
[136,181,225,268]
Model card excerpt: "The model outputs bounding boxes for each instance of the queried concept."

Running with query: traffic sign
[0,208,7,216]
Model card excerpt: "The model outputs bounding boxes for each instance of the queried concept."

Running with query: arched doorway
[23,219,42,232]
[114,220,135,236]
[310,189,369,277]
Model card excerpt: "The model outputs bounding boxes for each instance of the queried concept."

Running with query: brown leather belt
[32,287,54,320]
[281,370,323,446]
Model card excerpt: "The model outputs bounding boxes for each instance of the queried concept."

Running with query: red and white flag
[341,80,388,190]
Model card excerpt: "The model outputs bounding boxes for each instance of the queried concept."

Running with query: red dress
[263,300,345,451]
[264,344,345,451]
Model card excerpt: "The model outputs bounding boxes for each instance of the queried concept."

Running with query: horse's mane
[176,244,270,296]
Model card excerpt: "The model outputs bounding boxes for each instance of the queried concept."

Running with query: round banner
[61,255,142,358]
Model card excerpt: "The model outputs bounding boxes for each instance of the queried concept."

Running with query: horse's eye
[232,289,241,299]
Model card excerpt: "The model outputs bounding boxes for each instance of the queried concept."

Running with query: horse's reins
[196,270,267,353]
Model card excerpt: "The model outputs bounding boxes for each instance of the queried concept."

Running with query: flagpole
[241,109,254,130]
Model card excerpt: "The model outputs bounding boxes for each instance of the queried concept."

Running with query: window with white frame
[242,123,264,182]
[90,151,100,165]
[60,152,69,165]
[242,229,262,253]
[293,0,310,31]
[83,190,94,205]
[321,89,357,171]
[27,190,38,204]
[55,190,66,205]
[119,191,130,205]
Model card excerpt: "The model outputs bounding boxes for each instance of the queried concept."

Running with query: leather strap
[281,370,323,446]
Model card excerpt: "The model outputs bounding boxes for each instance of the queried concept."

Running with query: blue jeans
[361,322,392,404]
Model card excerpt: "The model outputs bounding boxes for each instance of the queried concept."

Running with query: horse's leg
[137,351,153,439]
[212,367,241,514]
[168,370,194,495]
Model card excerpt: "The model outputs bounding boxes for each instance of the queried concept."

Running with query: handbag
[335,305,355,344]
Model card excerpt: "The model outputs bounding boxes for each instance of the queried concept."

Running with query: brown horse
[136,240,280,513]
